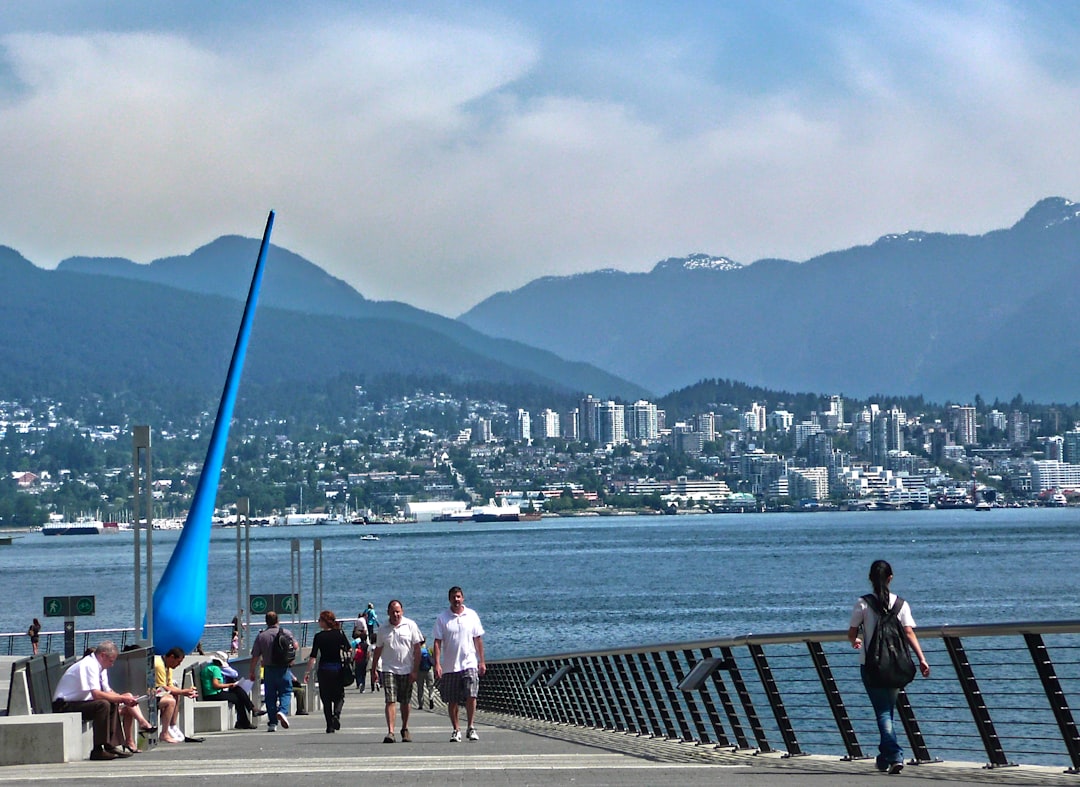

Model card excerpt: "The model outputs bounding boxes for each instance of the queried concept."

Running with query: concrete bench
[1,654,94,765]
[0,712,92,765]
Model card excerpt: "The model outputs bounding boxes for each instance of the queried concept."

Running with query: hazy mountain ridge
[0,249,647,419]
[54,238,646,401]
[460,198,1080,402]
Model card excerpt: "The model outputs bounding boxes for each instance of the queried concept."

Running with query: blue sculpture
[149,211,275,653]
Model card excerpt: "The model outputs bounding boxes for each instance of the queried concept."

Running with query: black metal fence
[478,620,1080,772]
[0,620,319,659]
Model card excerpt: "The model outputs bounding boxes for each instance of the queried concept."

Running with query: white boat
[42,516,105,536]
[360,534,380,541]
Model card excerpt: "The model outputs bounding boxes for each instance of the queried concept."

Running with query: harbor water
[0,507,1076,657]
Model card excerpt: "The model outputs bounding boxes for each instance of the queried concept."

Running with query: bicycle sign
[43,595,96,617]
[249,593,299,615]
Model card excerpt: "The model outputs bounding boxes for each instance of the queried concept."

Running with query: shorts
[438,668,479,704]
[381,672,413,704]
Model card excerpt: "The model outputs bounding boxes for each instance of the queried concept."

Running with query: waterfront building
[1043,436,1064,462]
[1029,460,1080,492]
[788,467,829,501]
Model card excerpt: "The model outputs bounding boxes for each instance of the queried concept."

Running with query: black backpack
[861,594,917,689]
[270,627,296,666]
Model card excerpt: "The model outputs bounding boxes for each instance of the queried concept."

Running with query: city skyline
[3,2,1080,314]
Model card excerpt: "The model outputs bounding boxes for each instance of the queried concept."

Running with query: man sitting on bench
[52,640,154,760]
[155,646,197,743]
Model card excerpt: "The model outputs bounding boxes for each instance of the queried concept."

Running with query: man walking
[370,599,423,743]
[249,611,299,732]
[432,586,485,742]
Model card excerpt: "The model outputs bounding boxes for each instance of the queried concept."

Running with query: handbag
[339,637,356,687]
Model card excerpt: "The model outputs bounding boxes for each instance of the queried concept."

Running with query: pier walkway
[0,688,1070,787]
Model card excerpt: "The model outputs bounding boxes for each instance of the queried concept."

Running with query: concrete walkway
[0,687,1070,786]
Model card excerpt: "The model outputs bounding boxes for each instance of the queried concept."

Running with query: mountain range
[0,242,645,418]
[460,197,1080,404]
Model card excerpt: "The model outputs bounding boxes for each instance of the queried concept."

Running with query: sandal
[121,744,142,755]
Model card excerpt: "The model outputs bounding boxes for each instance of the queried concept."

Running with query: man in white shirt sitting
[52,640,150,760]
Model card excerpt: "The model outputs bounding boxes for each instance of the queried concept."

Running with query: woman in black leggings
[303,610,352,733]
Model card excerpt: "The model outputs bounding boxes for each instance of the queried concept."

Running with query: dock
[0,687,1069,786]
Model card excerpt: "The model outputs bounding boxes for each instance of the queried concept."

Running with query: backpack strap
[861,593,883,615]
[889,595,905,616]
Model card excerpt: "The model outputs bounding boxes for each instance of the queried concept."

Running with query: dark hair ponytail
[869,559,893,611]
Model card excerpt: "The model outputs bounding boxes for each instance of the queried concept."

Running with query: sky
[2,1,1079,316]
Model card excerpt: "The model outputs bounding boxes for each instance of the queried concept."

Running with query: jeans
[861,665,902,766]
[263,665,292,722]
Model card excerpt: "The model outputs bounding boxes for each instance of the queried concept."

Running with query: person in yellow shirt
[155,647,197,743]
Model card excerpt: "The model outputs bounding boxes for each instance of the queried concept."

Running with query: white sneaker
[450,729,462,742]
[277,711,289,729]
[466,727,479,741]
[169,725,183,741]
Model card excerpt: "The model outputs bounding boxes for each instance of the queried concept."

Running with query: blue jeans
[263,665,292,722]
[861,665,902,766]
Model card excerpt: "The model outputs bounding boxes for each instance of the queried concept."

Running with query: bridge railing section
[1,620,319,659]
[478,620,1080,772]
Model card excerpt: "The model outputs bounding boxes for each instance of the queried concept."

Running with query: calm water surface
[2,507,1076,657]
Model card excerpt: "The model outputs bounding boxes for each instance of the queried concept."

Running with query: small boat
[360,534,380,541]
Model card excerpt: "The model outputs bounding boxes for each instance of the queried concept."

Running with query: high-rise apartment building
[1008,410,1030,447]
[513,409,531,442]
[1064,429,1080,464]
[580,395,602,443]
[951,405,977,446]
[599,400,625,446]
[626,400,659,441]
[537,409,560,440]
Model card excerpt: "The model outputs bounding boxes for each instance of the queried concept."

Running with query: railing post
[747,643,804,757]
[721,645,772,753]
[704,647,749,749]
[605,653,641,734]
[638,651,678,739]
[943,635,1011,767]
[674,649,717,745]
[895,688,934,764]
[653,650,694,742]
[623,652,662,737]
[806,641,864,760]
[1024,633,1080,773]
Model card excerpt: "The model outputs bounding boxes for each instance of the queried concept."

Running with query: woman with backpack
[303,609,353,734]
[848,559,931,775]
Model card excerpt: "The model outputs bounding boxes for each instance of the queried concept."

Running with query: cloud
[0,3,1078,316]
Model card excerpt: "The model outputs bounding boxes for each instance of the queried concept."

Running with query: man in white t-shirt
[370,599,423,743]
[432,586,485,742]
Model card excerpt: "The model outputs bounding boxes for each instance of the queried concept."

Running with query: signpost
[249,593,299,616]
[44,595,95,657]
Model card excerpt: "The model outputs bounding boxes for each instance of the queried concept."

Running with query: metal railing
[1,619,319,659]
[478,619,1080,772]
